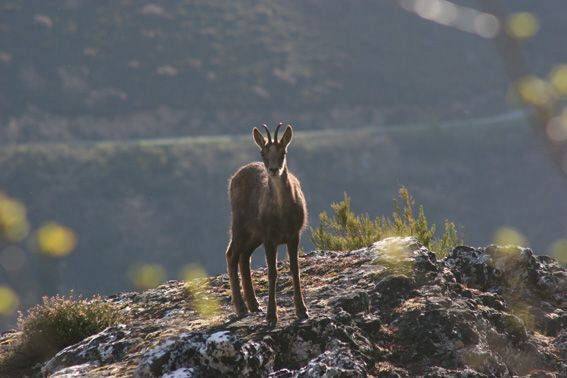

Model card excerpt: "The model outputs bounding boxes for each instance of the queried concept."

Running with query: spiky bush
[311,187,461,256]
[0,295,121,375]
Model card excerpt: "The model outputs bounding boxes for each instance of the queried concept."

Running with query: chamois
[226,123,308,326]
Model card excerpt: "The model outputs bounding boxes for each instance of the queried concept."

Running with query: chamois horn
[261,124,272,143]
[274,122,283,143]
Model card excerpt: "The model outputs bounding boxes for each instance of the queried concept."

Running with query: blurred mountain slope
[1,113,565,308]
[1,0,566,142]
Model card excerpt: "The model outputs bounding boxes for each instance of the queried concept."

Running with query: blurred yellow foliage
[493,227,527,247]
[37,222,77,257]
[506,12,539,40]
[129,263,166,289]
[182,263,220,319]
[550,65,567,96]
[0,193,30,242]
[549,239,567,264]
[0,286,19,316]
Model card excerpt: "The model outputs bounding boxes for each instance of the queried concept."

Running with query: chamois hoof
[236,311,249,319]
[296,310,309,320]
[234,305,249,318]
[249,306,263,314]
[246,300,262,313]
[266,315,278,328]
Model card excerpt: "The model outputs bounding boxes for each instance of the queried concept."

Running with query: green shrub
[0,295,121,375]
[311,187,461,256]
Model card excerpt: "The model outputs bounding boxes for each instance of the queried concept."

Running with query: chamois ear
[280,125,293,148]
[253,128,266,149]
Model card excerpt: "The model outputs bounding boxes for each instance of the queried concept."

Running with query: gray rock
[423,366,487,377]
[43,324,139,376]
[1,237,561,377]
[50,363,97,377]
[135,330,275,377]
[296,348,367,377]
[328,291,369,315]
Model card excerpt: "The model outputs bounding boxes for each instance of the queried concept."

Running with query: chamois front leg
[288,235,308,319]
[239,240,261,312]
[226,239,248,317]
[265,242,278,326]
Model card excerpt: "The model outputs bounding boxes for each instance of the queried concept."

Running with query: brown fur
[225,124,308,326]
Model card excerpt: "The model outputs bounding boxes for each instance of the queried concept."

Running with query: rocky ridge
[18,237,567,376]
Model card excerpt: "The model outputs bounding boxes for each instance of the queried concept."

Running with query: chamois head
[253,123,293,177]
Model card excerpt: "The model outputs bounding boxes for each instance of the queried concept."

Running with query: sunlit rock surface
[15,237,567,376]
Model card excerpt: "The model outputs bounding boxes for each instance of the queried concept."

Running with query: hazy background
[0,1,566,327]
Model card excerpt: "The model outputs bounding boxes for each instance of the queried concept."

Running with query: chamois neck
[268,167,290,196]
[268,167,289,183]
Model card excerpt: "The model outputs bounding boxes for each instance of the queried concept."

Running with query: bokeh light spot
[401,0,498,39]
[516,76,555,108]
[549,239,567,264]
[0,51,12,64]
[181,264,207,282]
[493,227,527,247]
[37,222,77,257]
[33,14,54,29]
[0,193,30,242]
[507,12,539,40]
[549,65,567,96]
[0,286,19,316]
[473,14,500,39]
[546,108,567,142]
[510,302,534,331]
[193,292,220,319]
[129,263,166,289]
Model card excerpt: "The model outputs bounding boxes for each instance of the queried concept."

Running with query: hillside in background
[1,113,566,317]
[1,1,567,333]
[1,1,566,142]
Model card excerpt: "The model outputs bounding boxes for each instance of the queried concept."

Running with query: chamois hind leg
[239,239,262,312]
[265,242,278,327]
[226,239,247,317]
[287,235,308,319]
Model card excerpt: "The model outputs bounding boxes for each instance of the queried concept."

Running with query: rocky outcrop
[21,237,567,376]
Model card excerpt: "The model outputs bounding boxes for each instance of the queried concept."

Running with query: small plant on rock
[0,294,121,375]
[311,187,461,256]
